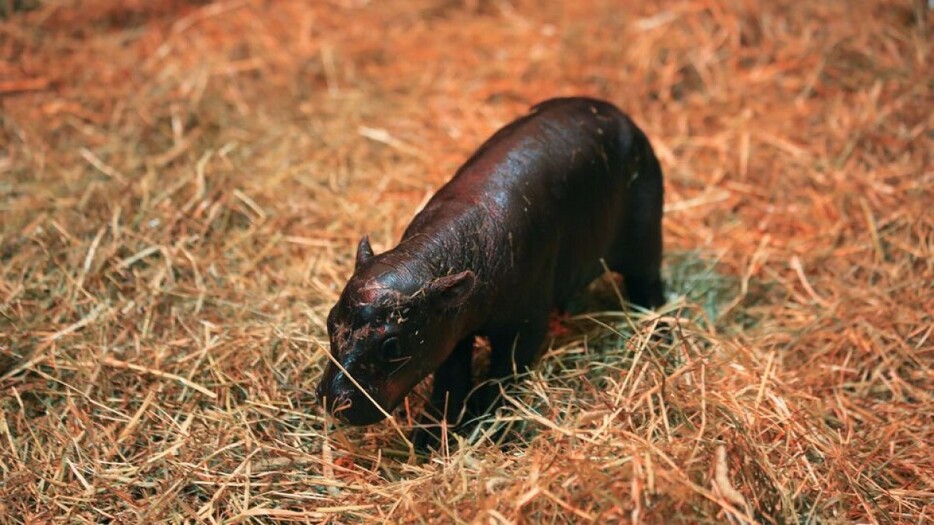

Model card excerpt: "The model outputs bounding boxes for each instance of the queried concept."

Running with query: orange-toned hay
[1,0,931,522]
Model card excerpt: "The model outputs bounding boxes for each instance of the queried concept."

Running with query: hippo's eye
[381,337,404,360]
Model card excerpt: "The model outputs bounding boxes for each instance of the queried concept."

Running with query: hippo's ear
[355,235,374,269]
[426,270,476,311]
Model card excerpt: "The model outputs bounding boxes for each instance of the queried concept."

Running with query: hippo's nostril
[331,393,353,415]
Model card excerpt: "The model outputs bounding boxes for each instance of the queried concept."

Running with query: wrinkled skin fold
[316,97,665,442]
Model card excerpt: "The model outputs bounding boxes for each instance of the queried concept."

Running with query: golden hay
[1,0,931,522]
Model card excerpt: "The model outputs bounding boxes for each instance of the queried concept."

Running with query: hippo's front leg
[472,315,550,417]
[412,335,475,450]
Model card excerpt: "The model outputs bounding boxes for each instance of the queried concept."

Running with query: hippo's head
[316,236,476,426]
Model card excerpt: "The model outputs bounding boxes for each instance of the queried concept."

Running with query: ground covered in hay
[1,0,932,523]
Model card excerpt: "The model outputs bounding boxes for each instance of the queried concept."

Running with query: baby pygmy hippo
[316,97,665,444]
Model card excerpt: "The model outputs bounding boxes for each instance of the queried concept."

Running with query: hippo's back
[407,97,646,312]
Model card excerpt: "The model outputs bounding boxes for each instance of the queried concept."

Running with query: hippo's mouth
[316,364,427,426]
[326,388,392,426]
[315,372,396,426]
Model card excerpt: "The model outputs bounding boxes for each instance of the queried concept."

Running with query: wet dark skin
[316,97,665,447]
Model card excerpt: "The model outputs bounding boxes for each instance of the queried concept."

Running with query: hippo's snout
[317,366,389,426]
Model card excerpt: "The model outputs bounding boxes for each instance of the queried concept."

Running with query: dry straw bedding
[1,0,932,522]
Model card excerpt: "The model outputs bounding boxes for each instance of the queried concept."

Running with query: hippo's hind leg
[611,130,665,310]
[413,335,475,450]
